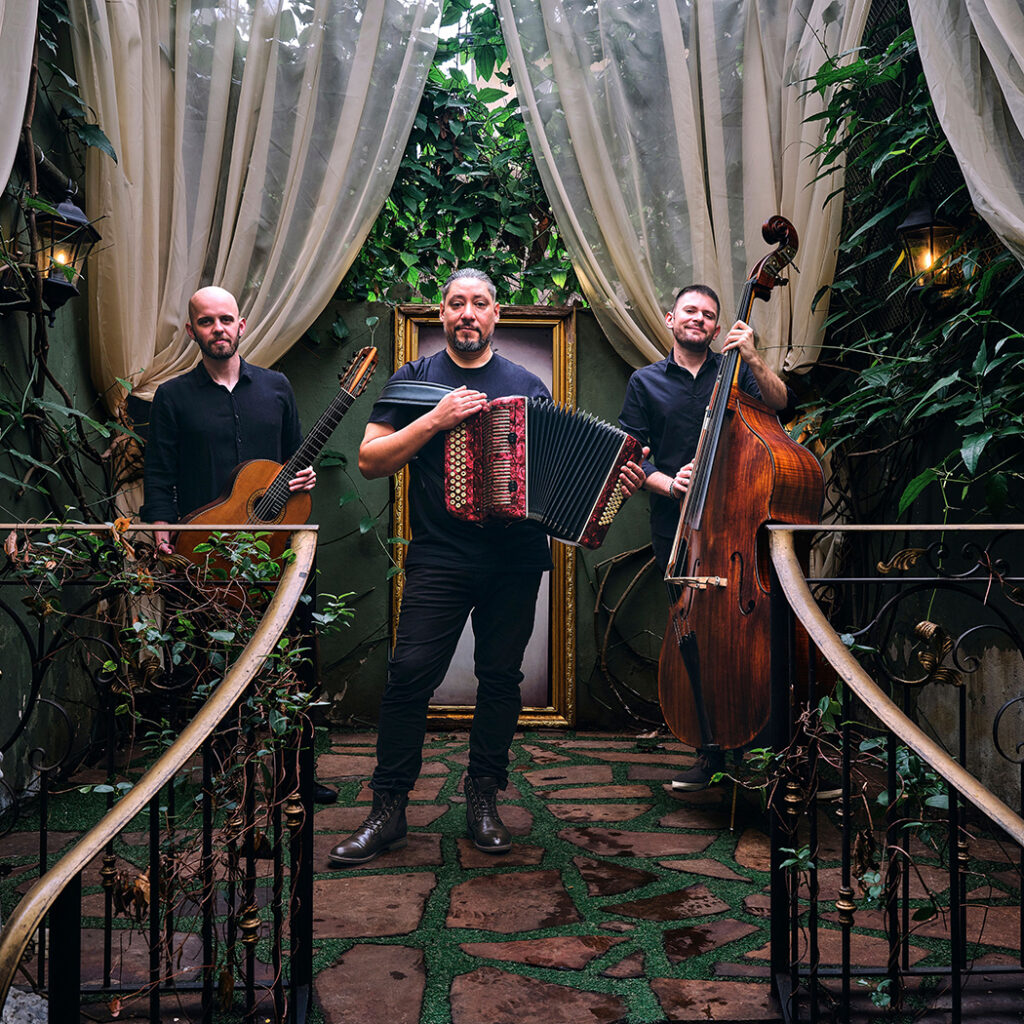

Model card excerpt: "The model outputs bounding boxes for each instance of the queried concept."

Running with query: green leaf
[358,516,376,534]
[961,431,994,475]
[73,122,118,163]
[898,469,936,517]
[207,629,236,643]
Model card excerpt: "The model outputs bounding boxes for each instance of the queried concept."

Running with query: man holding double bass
[619,283,795,791]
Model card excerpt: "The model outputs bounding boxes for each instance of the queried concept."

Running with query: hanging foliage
[338,0,579,306]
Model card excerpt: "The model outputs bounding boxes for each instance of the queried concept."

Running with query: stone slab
[573,855,660,897]
[605,883,729,922]
[558,826,714,858]
[650,977,777,1021]
[312,872,435,937]
[447,870,581,933]
[316,943,424,1024]
[664,920,760,962]
[522,765,613,786]
[536,784,655,801]
[450,966,627,1024]
[661,857,755,883]
[547,802,651,823]
[456,838,545,869]
[460,934,626,969]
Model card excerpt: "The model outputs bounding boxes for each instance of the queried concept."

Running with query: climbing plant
[804,19,1024,523]
[337,0,579,306]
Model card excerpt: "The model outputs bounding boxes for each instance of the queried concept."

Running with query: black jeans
[370,564,544,793]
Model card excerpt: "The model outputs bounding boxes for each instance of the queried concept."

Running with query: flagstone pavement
[304,730,1023,1024]
[5,730,1021,1023]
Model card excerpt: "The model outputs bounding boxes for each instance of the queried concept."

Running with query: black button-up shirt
[619,351,778,567]
[141,358,302,523]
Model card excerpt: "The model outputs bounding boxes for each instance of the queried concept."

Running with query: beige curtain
[496,0,871,373]
[909,0,1024,267]
[0,1,39,193]
[69,0,440,408]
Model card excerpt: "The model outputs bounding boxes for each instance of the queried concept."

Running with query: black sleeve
[140,386,180,522]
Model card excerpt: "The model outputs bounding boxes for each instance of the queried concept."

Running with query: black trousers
[370,564,543,794]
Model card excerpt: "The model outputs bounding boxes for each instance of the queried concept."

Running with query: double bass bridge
[666,574,728,591]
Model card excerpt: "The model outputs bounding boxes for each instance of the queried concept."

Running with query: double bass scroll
[657,216,824,754]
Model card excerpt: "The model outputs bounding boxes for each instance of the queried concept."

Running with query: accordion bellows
[444,396,642,549]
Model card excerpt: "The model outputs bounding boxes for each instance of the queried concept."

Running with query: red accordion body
[444,396,641,549]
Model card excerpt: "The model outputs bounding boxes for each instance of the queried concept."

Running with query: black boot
[465,775,512,853]
[327,791,408,866]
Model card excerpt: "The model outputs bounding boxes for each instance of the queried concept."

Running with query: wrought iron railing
[0,524,319,1023]
[769,525,1024,1023]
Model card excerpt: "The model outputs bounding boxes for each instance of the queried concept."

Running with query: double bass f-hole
[656,215,824,754]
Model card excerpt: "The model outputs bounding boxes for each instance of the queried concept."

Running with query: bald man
[141,287,333,802]
[141,286,315,553]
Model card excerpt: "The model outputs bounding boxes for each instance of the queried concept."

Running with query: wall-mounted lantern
[32,185,101,320]
[895,203,958,293]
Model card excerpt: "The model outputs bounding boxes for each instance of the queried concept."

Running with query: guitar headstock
[339,347,378,397]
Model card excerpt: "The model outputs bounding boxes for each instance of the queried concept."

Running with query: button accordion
[443,396,642,549]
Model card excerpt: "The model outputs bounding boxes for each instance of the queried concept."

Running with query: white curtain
[69,0,440,408]
[496,0,871,373]
[909,0,1024,267]
[0,1,39,195]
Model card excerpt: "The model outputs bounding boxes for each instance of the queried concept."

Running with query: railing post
[289,721,315,1023]
[48,871,81,1022]
[769,550,795,1020]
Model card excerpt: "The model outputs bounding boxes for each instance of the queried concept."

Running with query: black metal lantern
[895,203,958,292]
[32,186,101,317]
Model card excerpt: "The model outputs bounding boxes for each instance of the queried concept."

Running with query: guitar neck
[260,388,357,512]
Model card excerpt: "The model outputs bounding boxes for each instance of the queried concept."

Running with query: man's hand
[288,466,317,492]
[431,386,489,430]
[670,462,693,499]
[617,446,649,498]
[720,320,757,362]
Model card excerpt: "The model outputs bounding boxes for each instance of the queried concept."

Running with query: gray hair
[441,268,496,301]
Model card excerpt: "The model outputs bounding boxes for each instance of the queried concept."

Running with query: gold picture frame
[390,303,577,727]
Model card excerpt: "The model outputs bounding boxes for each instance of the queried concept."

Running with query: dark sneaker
[671,754,722,792]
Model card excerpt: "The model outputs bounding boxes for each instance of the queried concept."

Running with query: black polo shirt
[141,358,302,522]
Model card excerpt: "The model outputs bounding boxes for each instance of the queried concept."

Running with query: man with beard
[328,268,643,865]
[141,286,336,802]
[618,284,794,791]
[143,285,316,550]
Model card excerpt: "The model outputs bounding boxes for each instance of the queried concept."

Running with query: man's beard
[446,325,492,353]
[198,335,240,360]
[677,336,711,354]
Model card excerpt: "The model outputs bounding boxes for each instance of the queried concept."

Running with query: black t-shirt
[368,349,554,572]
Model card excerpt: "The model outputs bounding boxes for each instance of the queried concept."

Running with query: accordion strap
[376,380,454,407]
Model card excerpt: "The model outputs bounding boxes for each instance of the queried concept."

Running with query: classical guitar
[174,346,378,575]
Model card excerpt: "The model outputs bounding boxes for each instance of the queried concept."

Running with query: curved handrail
[769,526,1024,847]
[0,527,318,1008]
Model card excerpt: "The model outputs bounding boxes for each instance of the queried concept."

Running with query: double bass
[658,216,824,756]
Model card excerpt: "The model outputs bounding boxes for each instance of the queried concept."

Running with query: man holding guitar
[141,285,334,802]
[618,284,794,792]
[142,286,316,553]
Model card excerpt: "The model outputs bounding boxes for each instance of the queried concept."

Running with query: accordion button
[508,481,517,492]
[507,432,517,446]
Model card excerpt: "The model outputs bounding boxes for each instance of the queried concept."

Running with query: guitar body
[174,459,312,564]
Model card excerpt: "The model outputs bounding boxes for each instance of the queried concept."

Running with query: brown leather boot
[465,776,512,853]
[327,790,408,866]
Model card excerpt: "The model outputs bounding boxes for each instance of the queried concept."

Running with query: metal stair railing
[768,525,1024,1023]
[0,523,318,1022]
